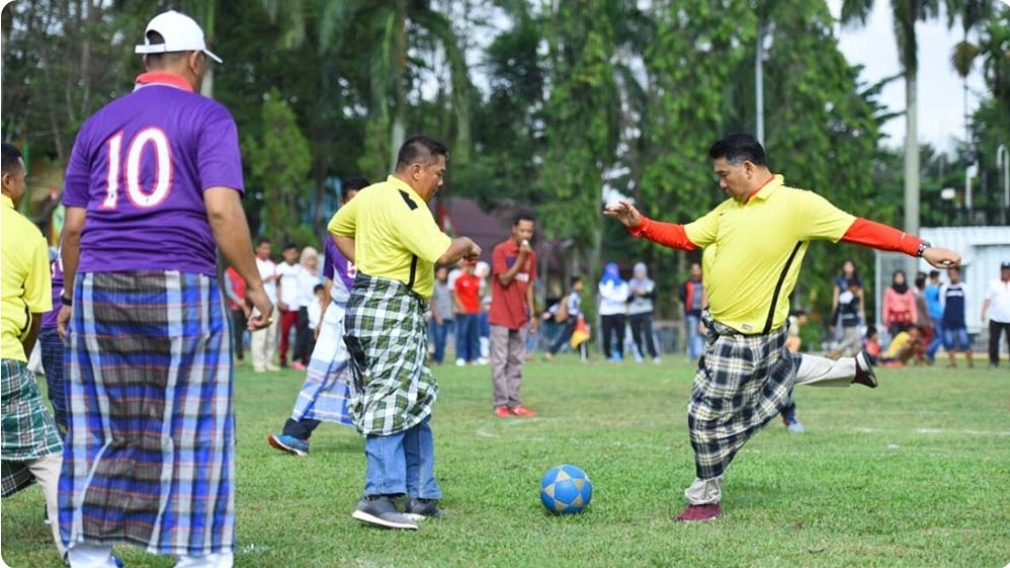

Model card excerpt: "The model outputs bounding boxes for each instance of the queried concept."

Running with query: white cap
[135,10,222,64]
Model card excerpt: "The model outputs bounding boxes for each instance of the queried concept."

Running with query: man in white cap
[56,10,272,568]
[981,261,1010,370]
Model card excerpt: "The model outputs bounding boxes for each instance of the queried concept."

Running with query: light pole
[997,144,1008,208]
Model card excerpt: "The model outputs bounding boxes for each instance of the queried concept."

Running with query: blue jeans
[430,319,453,363]
[926,316,944,359]
[38,328,68,432]
[943,327,970,351]
[364,416,441,499]
[686,313,704,359]
[456,313,481,362]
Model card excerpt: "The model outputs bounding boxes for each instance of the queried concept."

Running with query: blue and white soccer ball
[540,464,593,515]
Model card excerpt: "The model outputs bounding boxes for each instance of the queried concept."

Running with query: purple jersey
[322,236,355,306]
[62,72,244,276]
[41,254,64,330]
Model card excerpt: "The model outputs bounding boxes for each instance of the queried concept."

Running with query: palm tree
[840,0,942,237]
[261,0,473,172]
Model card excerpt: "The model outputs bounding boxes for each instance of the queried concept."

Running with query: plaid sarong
[688,312,795,480]
[290,303,353,426]
[1,359,63,497]
[59,271,234,556]
[39,328,69,432]
[344,274,436,436]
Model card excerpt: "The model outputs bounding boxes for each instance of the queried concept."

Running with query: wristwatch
[60,293,73,306]
[916,240,931,258]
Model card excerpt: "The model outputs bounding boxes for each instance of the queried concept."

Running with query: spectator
[223,264,247,365]
[924,270,944,364]
[830,260,865,333]
[429,266,454,365]
[305,283,325,357]
[912,271,933,364]
[598,262,629,362]
[453,260,484,365]
[295,246,320,367]
[276,243,305,370]
[980,261,1010,370]
[780,309,808,433]
[679,262,706,361]
[940,266,974,369]
[628,262,660,363]
[828,279,863,358]
[545,276,584,359]
[882,269,916,337]
[253,237,280,372]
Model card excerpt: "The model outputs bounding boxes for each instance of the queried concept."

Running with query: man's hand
[246,287,274,331]
[278,301,288,312]
[529,316,539,334]
[465,241,482,261]
[518,239,533,257]
[921,247,961,269]
[57,305,72,340]
[603,200,643,228]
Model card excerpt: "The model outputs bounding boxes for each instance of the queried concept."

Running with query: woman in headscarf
[628,262,660,363]
[294,246,322,367]
[882,269,917,337]
[598,262,630,361]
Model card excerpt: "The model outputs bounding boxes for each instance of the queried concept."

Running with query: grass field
[2,355,1009,568]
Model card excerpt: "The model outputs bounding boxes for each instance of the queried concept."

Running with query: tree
[261,0,474,175]
[840,0,944,245]
[243,90,313,246]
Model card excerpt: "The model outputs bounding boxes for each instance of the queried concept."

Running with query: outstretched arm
[603,201,699,251]
[840,218,961,268]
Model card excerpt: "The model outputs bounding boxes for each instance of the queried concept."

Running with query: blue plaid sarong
[289,302,353,426]
[39,328,68,432]
[59,271,234,556]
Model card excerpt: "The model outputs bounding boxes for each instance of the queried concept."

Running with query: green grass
[3,356,1010,568]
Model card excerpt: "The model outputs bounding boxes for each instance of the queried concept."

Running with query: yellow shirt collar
[1,194,14,210]
[747,174,784,203]
[387,175,426,202]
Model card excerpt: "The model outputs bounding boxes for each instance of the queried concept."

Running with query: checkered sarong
[59,271,234,556]
[39,328,68,432]
[688,313,795,480]
[344,273,435,436]
[290,303,352,426]
[1,359,63,497]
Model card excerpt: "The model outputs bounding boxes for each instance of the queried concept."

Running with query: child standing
[940,266,974,369]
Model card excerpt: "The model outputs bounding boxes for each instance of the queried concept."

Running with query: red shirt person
[488,212,538,418]
[453,261,483,364]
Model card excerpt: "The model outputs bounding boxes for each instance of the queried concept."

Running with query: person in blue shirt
[923,270,944,363]
[940,266,974,369]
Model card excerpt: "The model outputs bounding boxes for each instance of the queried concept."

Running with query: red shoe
[291,361,307,371]
[494,406,512,418]
[511,405,537,418]
[674,503,722,523]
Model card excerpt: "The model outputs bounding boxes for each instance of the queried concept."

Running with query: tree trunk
[390,0,408,171]
[904,66,919,274]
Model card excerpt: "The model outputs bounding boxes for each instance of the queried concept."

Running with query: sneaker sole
[352,509,419,530]
[855,352,878,388]
[675,514,722,523]
[267,435,308,457]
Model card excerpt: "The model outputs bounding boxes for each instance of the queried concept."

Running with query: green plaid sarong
[1,359,63,497]
[343,274,436,436]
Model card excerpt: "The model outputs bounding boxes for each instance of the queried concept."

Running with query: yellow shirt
[885,331,910,359]
[685,175,854,334]
[1,195,52,361]
[328,175,451,299]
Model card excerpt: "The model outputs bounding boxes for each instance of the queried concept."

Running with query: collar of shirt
[1,195,13,210]
[744,174,783,204]
[386,174,427,202]
[134,71,194,93]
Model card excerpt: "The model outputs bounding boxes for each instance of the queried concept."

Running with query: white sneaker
[652,357,661,364]
[455,358,466,367]
[476,357,489,365]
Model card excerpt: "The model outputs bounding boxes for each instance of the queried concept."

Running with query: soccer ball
[540,464,593,515]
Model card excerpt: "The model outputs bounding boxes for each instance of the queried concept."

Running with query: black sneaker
[404,498,445,520]
[853,351,878,389]
[352,496,418,530]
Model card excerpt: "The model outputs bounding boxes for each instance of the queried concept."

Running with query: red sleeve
[628,216,699,251]
[840,218,921,256]
[491,244,507,277]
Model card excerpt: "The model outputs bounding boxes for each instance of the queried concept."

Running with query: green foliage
[242,89,312,245]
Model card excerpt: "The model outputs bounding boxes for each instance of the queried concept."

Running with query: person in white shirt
[598,262,630,362]
[981,261,1010,370]
[294,246,321,368]
[252,237,280,372]
[276,243,305,370]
